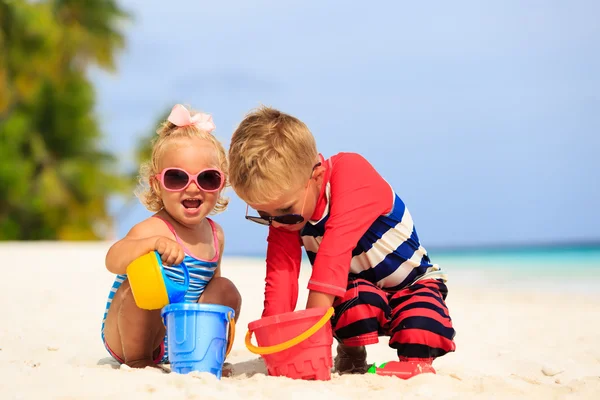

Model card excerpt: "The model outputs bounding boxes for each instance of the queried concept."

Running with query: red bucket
[246,307,334,381]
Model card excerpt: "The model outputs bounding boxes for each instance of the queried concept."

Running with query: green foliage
[0,0,131,240]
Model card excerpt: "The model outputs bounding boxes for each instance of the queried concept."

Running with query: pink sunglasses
[155,168,224,192]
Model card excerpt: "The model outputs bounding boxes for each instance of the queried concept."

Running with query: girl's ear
[150,176,161,196]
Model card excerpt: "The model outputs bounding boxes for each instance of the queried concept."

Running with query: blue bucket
[161,303,235,378]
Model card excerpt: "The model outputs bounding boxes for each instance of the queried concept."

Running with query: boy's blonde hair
[228,106,318,205]
[136,107,229,213]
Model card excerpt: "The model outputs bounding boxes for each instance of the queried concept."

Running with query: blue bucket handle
[225,310,236,357]
[154,251,189,303]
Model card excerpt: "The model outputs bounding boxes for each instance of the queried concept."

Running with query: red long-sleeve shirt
[262,152,394,317]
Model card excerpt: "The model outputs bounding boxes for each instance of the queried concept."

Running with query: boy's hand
[306,290,335,309]
[154,237,185,265]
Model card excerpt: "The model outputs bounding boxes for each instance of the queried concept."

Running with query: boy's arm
[262,225,302,317]
[306,291,336,309]
[306,153,394,308]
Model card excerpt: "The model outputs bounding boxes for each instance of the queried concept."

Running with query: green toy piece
[365,360,436,378]
[367,362,387,374]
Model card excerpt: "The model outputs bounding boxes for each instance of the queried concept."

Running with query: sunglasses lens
[163,169,189,190]
[276,214,304,225]
[198,170,223,191]
[245,216,271,225]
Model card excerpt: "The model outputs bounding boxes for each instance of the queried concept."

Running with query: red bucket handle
[245,307,334,355]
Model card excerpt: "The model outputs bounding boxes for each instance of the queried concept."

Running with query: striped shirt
[262,152,446,316]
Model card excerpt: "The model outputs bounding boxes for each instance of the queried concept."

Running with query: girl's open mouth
[182,199,202,209]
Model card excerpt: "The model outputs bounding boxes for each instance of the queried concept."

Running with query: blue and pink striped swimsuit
[100,216,219,363]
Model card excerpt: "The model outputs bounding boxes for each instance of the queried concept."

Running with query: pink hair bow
[167,104,216,133]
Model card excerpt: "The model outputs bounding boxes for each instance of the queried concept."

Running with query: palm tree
[0,0,131,240]
[51,0,130,72]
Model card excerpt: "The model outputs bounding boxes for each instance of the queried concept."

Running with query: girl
[101,104,242,370]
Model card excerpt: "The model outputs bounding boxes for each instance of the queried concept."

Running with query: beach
[0,242,599,399]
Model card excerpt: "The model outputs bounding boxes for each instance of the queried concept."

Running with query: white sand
[0,242,599,399]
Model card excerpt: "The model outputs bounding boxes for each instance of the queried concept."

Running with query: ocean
[227,244,600,295]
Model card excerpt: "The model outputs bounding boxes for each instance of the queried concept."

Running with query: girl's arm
[213,221,225,278]
[105,217,173,275]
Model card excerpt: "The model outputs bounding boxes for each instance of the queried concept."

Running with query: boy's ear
[313,163,326,182]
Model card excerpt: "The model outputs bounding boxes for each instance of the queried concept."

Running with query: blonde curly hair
[135,106,229,214]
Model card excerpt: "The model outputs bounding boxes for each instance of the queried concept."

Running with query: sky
[90,0,600,254]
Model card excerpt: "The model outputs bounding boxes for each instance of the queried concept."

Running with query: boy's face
[247,164,324,231]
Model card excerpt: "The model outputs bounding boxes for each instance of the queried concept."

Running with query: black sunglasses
[245,162,321,226]
[245,211,305,226]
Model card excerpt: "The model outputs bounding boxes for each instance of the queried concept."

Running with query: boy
[228,106,456,377]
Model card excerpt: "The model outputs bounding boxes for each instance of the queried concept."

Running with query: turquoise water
[429,246,600,269]
[234,244,600,293]
[237,245,600,273]
[427,245,600,293]
[431,245,600,273]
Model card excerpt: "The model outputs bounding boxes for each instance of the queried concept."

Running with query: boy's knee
[333,285,389,344]
[334,281,388,321]
[337,278,385,303]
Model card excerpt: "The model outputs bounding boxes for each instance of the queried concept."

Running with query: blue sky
[91,0,600,254]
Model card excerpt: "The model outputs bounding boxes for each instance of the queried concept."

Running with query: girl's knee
[207,277,241,300]
[201,277,242,320]
[113,279,135,305]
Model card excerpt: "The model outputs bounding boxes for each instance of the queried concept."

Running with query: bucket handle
[244,307,334,355]
[156,250,190,292]
[179,261,190,291]
[225,311,236,357]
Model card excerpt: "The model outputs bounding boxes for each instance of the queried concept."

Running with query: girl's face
[155,137,223,228]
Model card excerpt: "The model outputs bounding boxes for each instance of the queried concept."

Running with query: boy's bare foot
[334,344,369,374]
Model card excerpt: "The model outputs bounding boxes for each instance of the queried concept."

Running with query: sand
[0,242,599,399]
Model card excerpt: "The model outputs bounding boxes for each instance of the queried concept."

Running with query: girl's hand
[154,237,185,265]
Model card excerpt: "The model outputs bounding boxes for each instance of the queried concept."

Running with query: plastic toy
[126,251,235,378]
[245,307,334,381]
[126,250,189,310]
[162,303,235,379]
[367,360,436,379]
